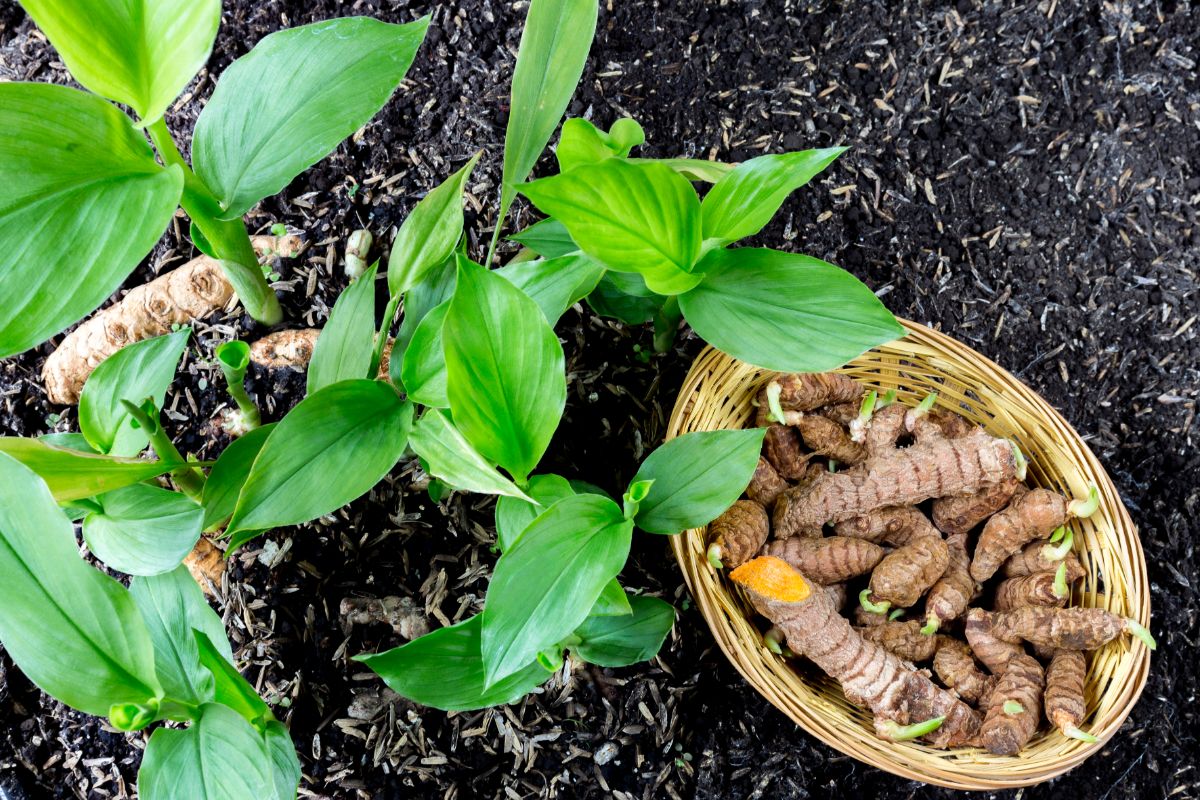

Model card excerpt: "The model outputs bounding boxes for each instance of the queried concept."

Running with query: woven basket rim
[666,320,1151,790]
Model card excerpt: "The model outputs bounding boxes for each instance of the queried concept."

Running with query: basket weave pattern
[667,321,1151,790]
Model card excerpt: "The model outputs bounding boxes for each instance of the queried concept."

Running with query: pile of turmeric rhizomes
[708,372,1155,753]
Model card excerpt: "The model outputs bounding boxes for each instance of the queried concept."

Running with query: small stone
[593,741,619,765]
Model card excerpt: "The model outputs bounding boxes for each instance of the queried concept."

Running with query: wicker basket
[666,320,1152,790]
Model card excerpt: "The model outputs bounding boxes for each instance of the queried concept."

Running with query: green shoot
[763,626,784,655]
[1053,561,1070,599]
[215,341,261,432]
[1125,619,1157,650]
[1009,440,1029,481]
[1003,700,1024,715]
[1069,484,1101,518]
[707,543,724,570]
[888,608,905,621]
[859,589,890,616]
[920,613,939,636]
[119,398,204,501]
[1064,725,1099,743]
[766,381,785,424]
[881,715,945,742]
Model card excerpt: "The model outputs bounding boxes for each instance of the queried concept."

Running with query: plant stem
[146,119,283,326]
[652,295,682,353]
[121,399,205,501]
[370,293,403,379]
[226,380,261,430]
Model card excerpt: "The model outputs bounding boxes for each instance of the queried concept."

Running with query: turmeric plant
[0,0,428,358]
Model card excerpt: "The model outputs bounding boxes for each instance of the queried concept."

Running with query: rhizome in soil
[1,1,1197,798]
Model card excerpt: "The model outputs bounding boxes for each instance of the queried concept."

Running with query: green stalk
[147,119,283,326]
[215,341,261,431]
[880,716,944,742]
[652,295,682,353]
[120,399,205,501]
[370,293,403,378]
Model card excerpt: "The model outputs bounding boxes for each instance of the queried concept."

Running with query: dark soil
[2,0,1198,798]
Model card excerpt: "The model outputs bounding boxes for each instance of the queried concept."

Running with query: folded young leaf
[193,631,272,728]
[308,262,379,395]
[519,159,704,295]
[573,595,675,667]
[78,330,190,456]
[496,253,607,325]
[193,16,429,219]
[355,614,553,712]
[700,148,847,245]
[508,218,578,259]
[388,155,479,296]
[0,453,161,718]
[679,247,905,372]
[586,273,666,326]
[17,0,219,125]
[588,579,635,619]
[632,428,767,535]
[226,380,413,551]
[390,258,457,390]
[481,494,632,686]
[201,423,276,531]
[84,484,204,576]
[493,473,576,551]
[138,704,273,800]
[400,300,450,408]
[0,83,183,358]
[635,157,735,184]
[555,117,645,172]
[408,410,532,502]
[129,566,231,710]
[443,256,566,483]
[0,437,177,503]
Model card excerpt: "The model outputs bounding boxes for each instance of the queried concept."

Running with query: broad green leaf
[508,218,577,259]
[701,148,847,245]
[444,257,566,483]
[78,330,189,456]
[632,429,766,535]
[17,0,219,124]
[139,704,272,800]
[679,248,905,372]
[308,262,379,394]
[38,432,97,453]
[357,615,553,712]
[0,453,161,717]
[193,16,429,218]
[519,159,703,294]
[481,494,632,685]
[201,423,276,531]
[589,579,634,618]
[388,155,479,296]
[496,253,606,325]
[194,631,271,727]
[226,381,413,550]
[0,83,182,358]
[497,0,598,224]
[573,595,675,667]
[494,473,575,551]
[409,410,532,502]
[391,258,456,389]
[129,566,230,709]
[586,273,665,325]
[264,721,301,800]
[84,484,203,576]
[556,117,644,172]
[399,300,450,408]
[0,438,176,503]
[638,157,735,183]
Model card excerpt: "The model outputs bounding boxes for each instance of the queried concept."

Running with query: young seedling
[120,398,204,502]
[215,341,261,434]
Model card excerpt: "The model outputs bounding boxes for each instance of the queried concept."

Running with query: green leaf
[38,432,97,453]
[388,155,479,296]
[586,273,665,325]
[356,614,552,712]
[679,247,905,372]
[0,83,183,358]
[308,263,379,394]
[637,157,735,183]
[444,257,566,483]
[193,631,272,727]
[84,484,203,576]
[481,494,632,685]
[139,704,273,800]
[399,300,450,408]
[226,380,413,550]
[264,720,301,800]
[408,410,532,502]
[201,423,276,531]
[498,0,598,224]
[519,159,703,294]
[701,148,847,245]
[0,453,161,717]
[0,438,176,503]
[17,0,219,124]
[129,566,230,709]
[193,16,429,218]
[494,473,575,551]
[78,330,189,456]
[390,258,456,389]
[496,253,606,324]
[508,218,577,259]
[589,579,634,618]
[556,117,644,172]
[573,595,675,667]
[632,429,766,535]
